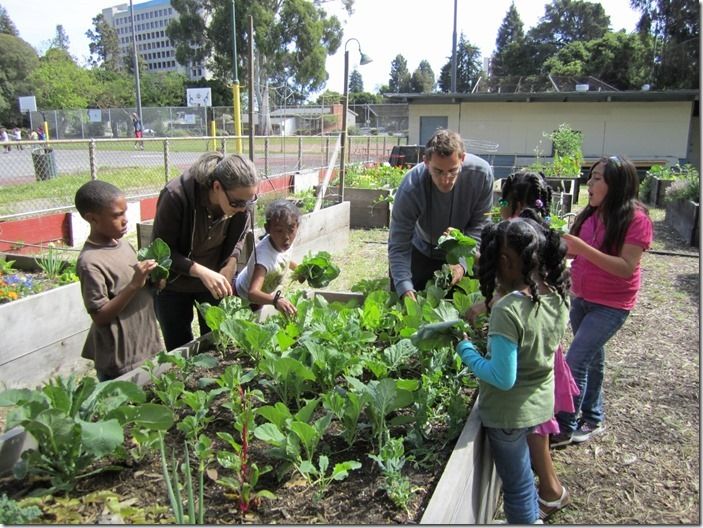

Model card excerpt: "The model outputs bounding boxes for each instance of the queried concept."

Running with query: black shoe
[549,431,573,448]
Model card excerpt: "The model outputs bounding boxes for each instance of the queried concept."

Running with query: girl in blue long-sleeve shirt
[456,217,570,524]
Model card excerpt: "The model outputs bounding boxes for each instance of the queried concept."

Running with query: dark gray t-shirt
[388,153,494,296]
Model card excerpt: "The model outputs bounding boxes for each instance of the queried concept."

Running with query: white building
[101,0,211,81]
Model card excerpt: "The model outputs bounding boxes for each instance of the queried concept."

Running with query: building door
[420,116,448,145]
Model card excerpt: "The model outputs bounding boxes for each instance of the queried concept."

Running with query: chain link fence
[0,134,407,221]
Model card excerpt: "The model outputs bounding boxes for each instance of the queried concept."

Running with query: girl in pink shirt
[552,156,653,449]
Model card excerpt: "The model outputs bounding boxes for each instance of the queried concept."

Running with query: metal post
[231,0,242,153]
[339,49,350,203]
[248,15,255,161]
[129,0,143,124]
[163,139,170,184]
[89,139,97,180]
[451,0,458,93]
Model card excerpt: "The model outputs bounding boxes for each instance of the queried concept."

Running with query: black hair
[264,199,301,230]
[478,217,570,311]
[570,155,646,255]
[74,180,123,217]
[501,170,552,219]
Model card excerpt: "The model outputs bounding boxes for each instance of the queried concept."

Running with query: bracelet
[272,290,282,307]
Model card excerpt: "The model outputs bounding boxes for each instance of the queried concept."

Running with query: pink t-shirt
[570,208,653,310]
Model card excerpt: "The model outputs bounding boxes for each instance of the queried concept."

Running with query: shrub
[662,164,700,203]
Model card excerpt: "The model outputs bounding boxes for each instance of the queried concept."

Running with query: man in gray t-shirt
[388,129,494,300]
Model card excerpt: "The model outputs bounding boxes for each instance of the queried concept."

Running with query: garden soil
[0,209,699,524]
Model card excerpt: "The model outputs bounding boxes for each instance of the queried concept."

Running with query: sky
[2,0,643,97]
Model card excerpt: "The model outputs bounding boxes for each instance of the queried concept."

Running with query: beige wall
[409,101,694,162]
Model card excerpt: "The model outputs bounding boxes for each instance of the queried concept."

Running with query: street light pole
[231,0,242,153]
[129,0,142,124]
[339,38,371,203]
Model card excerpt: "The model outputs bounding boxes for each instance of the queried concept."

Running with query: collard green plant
[291,251,340,288]
[437,228,478,267]
[410,319,471,352]
[137,237,172,282]
[368,436,419,512]
[0,375,173,495]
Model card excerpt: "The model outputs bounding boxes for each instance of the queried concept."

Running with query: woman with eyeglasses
[151,151,259,350]
[388,129,494,301]
[551,156,653,448]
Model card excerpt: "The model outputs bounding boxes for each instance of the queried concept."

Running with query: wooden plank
[0,282,91,368]
[345,188,390,229]
[421,399,499,524]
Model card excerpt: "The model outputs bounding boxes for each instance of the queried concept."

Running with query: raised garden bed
[665,198,700,247]
[0,288,499,524]
[0,253,91,390]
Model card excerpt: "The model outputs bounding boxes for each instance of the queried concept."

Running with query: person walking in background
[456,217,571,523]
[36,127,45,141]
[234,199,300,317]
[151,151,259,350]
[131,112,144,150]
[551,156,653,448]
[29,128,39,141]
[12,127,22,150]
[0,128,10,153]
[388,129,494,301]
[74,180,164,381]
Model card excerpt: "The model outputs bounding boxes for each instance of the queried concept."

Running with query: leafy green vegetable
[291,251,340,288]
[410,319,471,351]
[137,237,172,282]
[437,228,478,266]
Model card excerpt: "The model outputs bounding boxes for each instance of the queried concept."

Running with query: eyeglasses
[429,165,462,179]
[223,188,258,209]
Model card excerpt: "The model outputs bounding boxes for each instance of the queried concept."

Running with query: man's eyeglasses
[223,188,258,209]
[429,165,462,179]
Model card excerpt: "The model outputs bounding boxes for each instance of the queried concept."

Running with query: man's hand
[449,263,465,286]
[401,290,417,302]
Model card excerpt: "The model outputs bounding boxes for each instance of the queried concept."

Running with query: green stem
[158,433,182,524]
[183,442,195,524]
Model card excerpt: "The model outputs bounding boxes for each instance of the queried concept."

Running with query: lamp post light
[339,38,372,203]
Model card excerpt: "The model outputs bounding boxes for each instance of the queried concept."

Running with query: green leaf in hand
[291,251,340,288]
[137,237,172,282]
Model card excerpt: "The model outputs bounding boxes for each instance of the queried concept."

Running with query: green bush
[344,164,406,189]
[661,164,700,203]
[529,123,584,178]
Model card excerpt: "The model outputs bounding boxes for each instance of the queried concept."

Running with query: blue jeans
[556,297,629,434]
[485,426,538,524]
[154,289,218,351]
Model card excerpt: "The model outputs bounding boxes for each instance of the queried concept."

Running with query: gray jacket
[388,154,494,296]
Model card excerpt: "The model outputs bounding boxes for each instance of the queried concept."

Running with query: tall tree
[86,14,122,71]
[410,60,435,93]
[52,24,70,52]
[439,34,482,93]
[0,34,38,125]
[388,54,411,93]
[29,48,93,110]
[631,0,699,88]
[0,5,18,36]
[545,30,652,89]
[349,69,363,93]
[492,2,524,76]
[168,0,350,134]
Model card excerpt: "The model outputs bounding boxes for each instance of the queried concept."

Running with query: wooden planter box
[545,177,580,204]
[649,178,674,207]
[0,288,499,522]
[0,255,92,390]
[665,198,700,247]
[344,187,391,229]
[138,201,351,268]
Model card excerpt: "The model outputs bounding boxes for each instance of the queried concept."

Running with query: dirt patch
[544,211,700,524]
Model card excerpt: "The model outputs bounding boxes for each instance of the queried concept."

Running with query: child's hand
[464,300,487,326]
[132,259,157,288]
[154,278,167,290]
[274,296,297,317]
